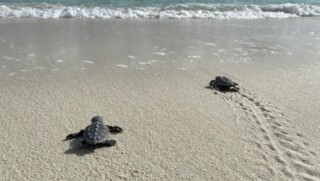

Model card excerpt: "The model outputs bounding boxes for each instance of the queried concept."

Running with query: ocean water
[0,0,320,19]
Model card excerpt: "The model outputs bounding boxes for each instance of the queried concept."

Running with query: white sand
[1,18,320,181]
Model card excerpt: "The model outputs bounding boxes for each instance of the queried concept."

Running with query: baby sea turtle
[209,76,239,92]
[66,116,123,148]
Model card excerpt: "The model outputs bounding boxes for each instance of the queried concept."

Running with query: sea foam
[0,3,319,19]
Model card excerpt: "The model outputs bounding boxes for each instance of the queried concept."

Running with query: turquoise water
[0,0,320,19]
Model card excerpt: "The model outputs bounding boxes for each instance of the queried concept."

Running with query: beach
[1,18,320,180]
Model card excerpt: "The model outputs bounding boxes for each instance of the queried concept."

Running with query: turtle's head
[209,80,216,87]
[91,116,103,123]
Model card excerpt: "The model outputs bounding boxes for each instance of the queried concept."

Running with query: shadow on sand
[205,85,239,93]
[63,138,113,156]
[64,138,93,156]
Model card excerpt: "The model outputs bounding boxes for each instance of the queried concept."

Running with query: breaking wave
[0,3,319,19]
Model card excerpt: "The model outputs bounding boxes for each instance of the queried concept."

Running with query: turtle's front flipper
[65,130,84,140]
[107,126,123,134]
[96,140,117,148]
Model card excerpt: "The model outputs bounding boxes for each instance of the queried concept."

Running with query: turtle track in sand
[219,89,320,181]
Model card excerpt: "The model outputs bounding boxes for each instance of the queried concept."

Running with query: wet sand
[1,18,320,180]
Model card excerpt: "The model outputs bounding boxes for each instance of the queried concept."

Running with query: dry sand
[1,18,320,181]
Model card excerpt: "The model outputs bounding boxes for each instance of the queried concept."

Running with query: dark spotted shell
[83,121,109,145]
[214,76,237,87]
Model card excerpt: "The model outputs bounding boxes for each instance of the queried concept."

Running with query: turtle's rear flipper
[107,126,123,134]
[96,140,117,148]
[65,130,84,140]
[230,86,239,92]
